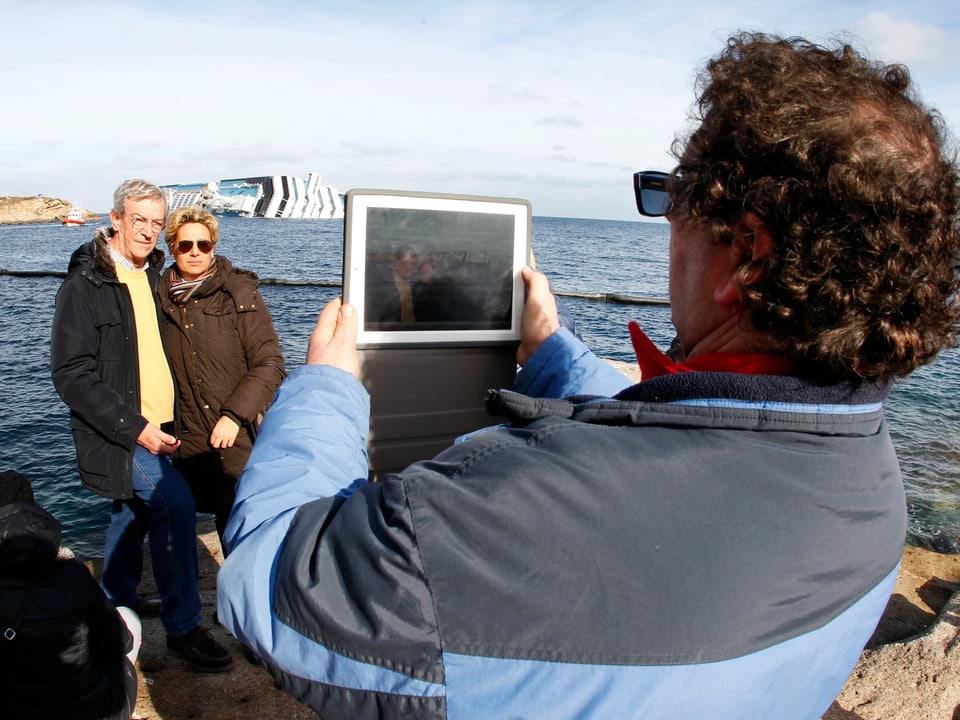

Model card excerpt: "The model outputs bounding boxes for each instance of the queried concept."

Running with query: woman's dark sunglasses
[176,239,215,254]
[633,171,671,217]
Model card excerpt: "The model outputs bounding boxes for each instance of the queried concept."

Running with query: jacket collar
[69,226,165,281]
[628,321,798,379]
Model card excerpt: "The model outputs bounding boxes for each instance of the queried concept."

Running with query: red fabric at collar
[628,321,797,379]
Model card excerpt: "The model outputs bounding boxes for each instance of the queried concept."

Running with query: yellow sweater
[115,265,175,426]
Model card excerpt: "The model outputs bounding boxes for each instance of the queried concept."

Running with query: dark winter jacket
[0,501,134,719]
[158,255,285,484]
[50,228,175,499]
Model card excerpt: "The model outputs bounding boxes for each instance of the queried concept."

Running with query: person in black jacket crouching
[0,472,140,720]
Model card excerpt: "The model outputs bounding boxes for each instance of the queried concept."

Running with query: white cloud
[855,11,957,72]
[850,11,960,139]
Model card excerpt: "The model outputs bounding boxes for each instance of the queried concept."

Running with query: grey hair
[112,179,167,215]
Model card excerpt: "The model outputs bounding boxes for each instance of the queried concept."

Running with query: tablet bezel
[343,189,530,347]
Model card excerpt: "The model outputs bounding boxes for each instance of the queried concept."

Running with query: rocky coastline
[0,195,98,225]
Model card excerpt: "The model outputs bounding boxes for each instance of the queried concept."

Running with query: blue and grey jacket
[218,328,905,720]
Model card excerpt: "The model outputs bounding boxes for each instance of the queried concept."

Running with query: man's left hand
[517,266,560,367]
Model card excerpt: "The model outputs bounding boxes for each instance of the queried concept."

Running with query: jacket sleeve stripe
[441,565,898,720]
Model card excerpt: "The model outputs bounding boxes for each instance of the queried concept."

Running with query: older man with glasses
[218,33,959,719]
[51,179,232,672]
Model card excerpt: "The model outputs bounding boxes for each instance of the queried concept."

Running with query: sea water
[1,215,957,557]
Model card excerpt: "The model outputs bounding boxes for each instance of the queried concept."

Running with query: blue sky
[1,1,958,220]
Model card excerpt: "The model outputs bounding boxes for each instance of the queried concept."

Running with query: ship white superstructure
[161,172,343,219]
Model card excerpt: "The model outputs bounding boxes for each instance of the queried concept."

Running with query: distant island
[0,196,99,225]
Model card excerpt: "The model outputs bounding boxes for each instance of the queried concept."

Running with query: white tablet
[343,189,531,347]
[342,189,532,478]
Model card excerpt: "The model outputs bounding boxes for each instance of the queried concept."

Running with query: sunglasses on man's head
[633,171,671,217]
[176,239,215,254]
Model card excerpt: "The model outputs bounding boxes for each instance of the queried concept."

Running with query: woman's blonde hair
[164,206,220,251]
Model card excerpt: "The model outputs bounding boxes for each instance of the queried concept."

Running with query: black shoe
[167,625,233,672]
[132,596,162,617]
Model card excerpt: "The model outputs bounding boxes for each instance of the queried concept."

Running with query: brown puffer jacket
[158,256,285,506]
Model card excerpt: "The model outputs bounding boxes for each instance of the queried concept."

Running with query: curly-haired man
[218,33,959,719]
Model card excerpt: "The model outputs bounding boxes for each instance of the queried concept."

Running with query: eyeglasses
[176,239,215,254]
[126,214,166,232]
[633,171,671,217]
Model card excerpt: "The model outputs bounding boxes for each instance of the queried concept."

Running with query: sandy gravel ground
[97,524,312,720]
[824,547,960,720]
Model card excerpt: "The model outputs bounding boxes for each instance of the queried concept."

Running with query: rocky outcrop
[0,196,98,225]
[824,548,960,719]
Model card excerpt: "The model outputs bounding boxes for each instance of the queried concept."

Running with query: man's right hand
[306,298,360,378]
[137,423,180,455]
[517,266,561,367]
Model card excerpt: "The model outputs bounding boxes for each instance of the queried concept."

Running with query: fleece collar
[628,321,798,379]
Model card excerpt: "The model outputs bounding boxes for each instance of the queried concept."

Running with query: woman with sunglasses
[158,207,286,557]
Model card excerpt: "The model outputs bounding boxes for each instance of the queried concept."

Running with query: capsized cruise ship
[161,172,344,219]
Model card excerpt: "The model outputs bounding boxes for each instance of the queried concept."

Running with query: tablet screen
[344,190,530,346]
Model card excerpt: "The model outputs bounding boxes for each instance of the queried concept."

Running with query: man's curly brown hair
[670,32,960,384]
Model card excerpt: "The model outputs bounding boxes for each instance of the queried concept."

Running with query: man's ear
[714,212,773,305]
[738,212,773,283]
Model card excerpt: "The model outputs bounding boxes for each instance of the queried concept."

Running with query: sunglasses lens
[634,171,672,217]
[177,240,214,253]
[640,187,670,216]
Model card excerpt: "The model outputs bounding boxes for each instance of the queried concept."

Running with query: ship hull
[161,173,343,219]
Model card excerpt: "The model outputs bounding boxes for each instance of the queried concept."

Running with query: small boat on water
[62,206,86,226]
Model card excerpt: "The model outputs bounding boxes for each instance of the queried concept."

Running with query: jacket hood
[68,226,166,278]
[0,502,61,575]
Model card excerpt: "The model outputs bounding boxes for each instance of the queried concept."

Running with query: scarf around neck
[169,259,217,304]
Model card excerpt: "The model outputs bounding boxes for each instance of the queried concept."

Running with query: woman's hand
[210,416,241,449]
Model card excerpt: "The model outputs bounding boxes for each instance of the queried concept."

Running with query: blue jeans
[101,446,202,637]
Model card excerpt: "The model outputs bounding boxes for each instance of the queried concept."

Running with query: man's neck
[681,311,781,360]
[108,242,146,271]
